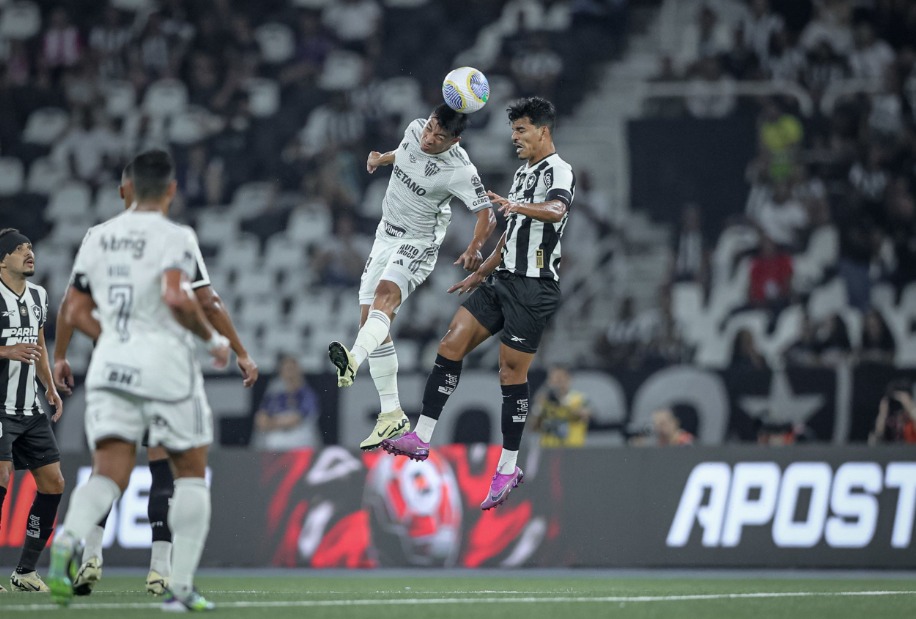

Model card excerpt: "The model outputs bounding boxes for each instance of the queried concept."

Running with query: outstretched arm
[195,285,259,387]
[448,232,506,295]
[454,208,497,272]
[487,190,568,223]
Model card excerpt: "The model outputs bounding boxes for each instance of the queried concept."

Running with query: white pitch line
[2,590,915,611]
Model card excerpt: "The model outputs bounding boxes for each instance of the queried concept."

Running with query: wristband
[206,333,229,352]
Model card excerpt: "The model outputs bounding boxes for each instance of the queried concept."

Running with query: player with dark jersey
[382,97,575,510]
[0,228,65,592]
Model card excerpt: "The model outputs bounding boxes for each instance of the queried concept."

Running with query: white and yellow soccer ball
[441,66,490,114]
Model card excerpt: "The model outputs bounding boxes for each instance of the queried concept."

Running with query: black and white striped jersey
[498,153,575,281]
[0,280,48,416]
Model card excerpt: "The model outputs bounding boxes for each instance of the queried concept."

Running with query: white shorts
[359,235,439,311]
[84,380,213,452]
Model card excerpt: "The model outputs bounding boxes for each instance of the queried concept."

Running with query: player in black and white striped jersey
[0,228,65,593]
[382,97,574,511]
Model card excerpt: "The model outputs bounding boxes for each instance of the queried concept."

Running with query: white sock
[62,476,121,541]
[82,524,105,563]
[168,478,210,597]
[352,310,392,367]
[369,342,400,413]
[414,415,438,443]
[497,449,518,474]
[150,541,172,576]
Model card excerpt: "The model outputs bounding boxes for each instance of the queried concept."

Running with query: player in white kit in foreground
[328,104,496,451]
[47,149,230,611]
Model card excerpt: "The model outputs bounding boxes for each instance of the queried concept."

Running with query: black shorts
[0,413,61,471]
[462,270,561,353]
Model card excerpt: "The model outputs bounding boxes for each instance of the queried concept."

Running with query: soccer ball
[442,66,490,114]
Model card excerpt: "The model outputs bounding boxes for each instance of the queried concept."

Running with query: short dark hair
[432,104,469,137]
[129,149,174,201]
[122,160,134,182]
[507,96,557,131]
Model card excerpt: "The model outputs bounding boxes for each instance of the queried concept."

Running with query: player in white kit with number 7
[47,149,230,611]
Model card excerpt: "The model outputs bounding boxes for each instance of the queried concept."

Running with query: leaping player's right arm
[367,150,396,173]
[162,270,230,369]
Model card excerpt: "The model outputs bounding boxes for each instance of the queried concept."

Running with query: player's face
[420,117,458,154]
[1,244,35,277]
[511,117,547,161]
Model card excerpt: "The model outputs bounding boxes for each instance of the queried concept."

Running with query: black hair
[122,160,134,181]
[129,149,174,201]
[507,96,557,131]
[431,104,469,137]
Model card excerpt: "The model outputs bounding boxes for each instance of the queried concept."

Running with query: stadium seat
[46,180,92,222]
[253,23,295,64]
[377,77,422,118]
[0,1,40,40]
[287,203,333,244]
[230,181,277,215]
[22,108,70,145]
[0,157,25,196]
[168,108,213,144]
[263,233,307,271]
[103,80,137,118]
[277,268,313,298]
[245,77,280,118]
[25,157,69,195]
[195,209,240,247]
[237,294,283,329]
[142,79,189,118]
[318,50,364,90]
[110,0,154,10]
[94,183,124,221]
[216,233,260,272]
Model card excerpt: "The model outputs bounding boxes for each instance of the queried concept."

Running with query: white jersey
[70,209,207,402]
[377,118,491,243]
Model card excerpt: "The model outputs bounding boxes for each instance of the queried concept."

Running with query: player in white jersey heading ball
[48,149,230,612]
[328,103,496,451]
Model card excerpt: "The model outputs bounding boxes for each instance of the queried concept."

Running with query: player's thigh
[460,278,504,339]
[439,307,494,360]
[377,240,439,313]
[359,237,398,306]
[11,413,61,474]
[496,275,561,354]
[85,388,148,449]
[146,380,213,453]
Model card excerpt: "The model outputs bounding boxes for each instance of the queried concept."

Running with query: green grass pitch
[0,570,913,618]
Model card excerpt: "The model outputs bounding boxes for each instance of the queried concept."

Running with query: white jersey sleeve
[448,165,492,213]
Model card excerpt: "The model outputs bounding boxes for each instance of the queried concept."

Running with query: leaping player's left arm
[36,328,62,422]
[367,150,396,173]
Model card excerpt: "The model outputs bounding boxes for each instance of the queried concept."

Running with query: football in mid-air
[442,66,490,114]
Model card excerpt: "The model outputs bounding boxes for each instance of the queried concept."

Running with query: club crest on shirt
[31,304,42,323]
[425,160,441,177]
[525,175,537,190]
[409,153,418,164]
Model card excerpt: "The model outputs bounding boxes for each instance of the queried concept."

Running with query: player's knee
[373,282,402,312]
[0,465,11,487]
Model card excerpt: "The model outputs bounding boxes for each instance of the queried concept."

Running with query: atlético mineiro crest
[425,160,441,177]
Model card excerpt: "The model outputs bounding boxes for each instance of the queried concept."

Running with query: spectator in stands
[848,22,895,81]
[868,380,916,444]
[743,0,784,65]
[811,313,852,366]
[138,12,172,78]
[801,40,849,104]
[748,234,793,312]
[43,8,83,77]
[51,109,123,186]
[785,311,820,367]
[800,0,853,55]
[642,286,689,367]
[669,203,710,289]
[721,23,761,81]
[858,307,895,366]
[685,56,737,118]
[176,143,224,209]
[835,199,882,311]
[532,365,591,448]
[883,176,916,294]
[730,328,768,370]
[89,7,131,80]
[757,418,812,445]
[597,296,649,370]
[677,4,731,75]
[849,144,889,207]
[253,354,322,451]
[763,29,806,83]
[757,98,803,184]
[630,407,695,447]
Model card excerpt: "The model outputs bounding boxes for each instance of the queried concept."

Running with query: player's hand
[53,358,74,395]
[237,354,259,388]
[455,248,483,272]
[367,151,383,173]
[46,387,63,422]
[206,334,231,370]
[1,343,41,364]
[448,271,485,295]
[486,191,519,216]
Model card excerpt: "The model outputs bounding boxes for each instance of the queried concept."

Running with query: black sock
[0,485,6,530]
[16,492,62,573]
[96,509,111,528]
[420,354,463,420]
[500,383,530,451]
[148,459,174,543]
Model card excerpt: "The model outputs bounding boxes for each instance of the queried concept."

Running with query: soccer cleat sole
[73,559,102,596]
[380,441,429,462]
[481,471,525,511]
[360,418,410,451]
[328,342,355,388]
